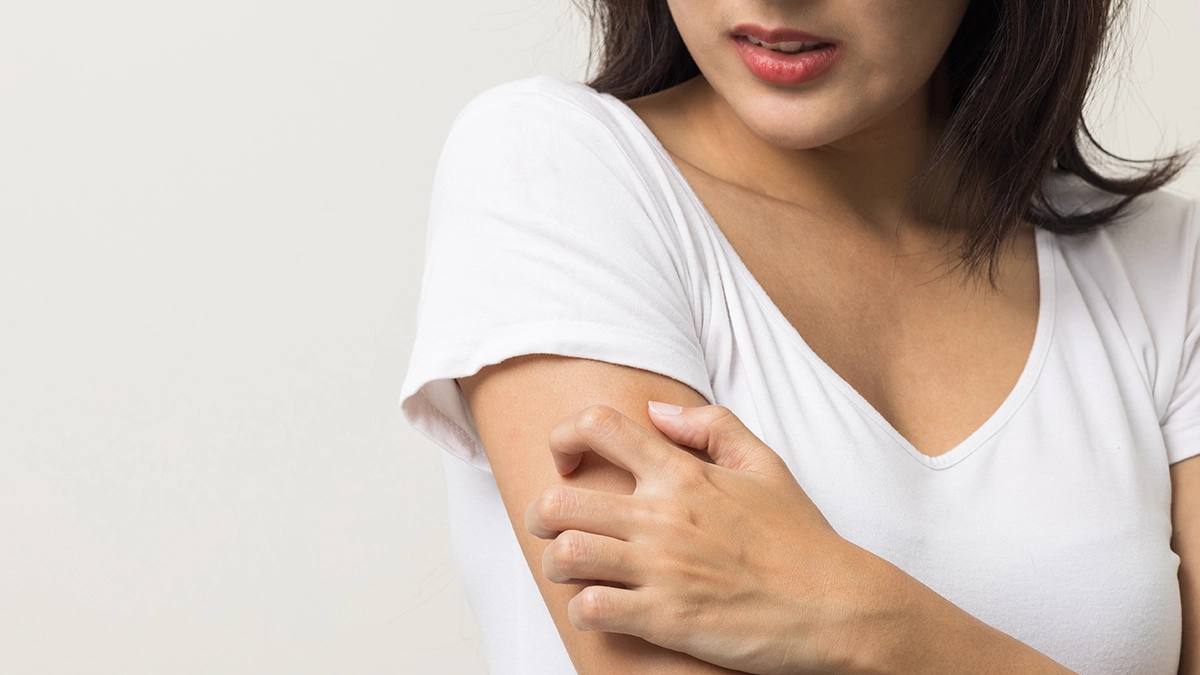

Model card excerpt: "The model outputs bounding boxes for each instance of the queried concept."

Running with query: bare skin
[1175,456,1200,675]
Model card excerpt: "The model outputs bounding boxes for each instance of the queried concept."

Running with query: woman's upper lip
[730,23,836,45]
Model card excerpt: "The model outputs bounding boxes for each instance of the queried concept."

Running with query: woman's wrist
[813,545,925,675]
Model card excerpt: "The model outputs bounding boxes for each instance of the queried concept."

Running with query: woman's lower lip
[733,37,839,86]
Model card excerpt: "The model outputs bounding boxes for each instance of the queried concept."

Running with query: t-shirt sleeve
[1161,196,1200,465]
[399,80,714,472]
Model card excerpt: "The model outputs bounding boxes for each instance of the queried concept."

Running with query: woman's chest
[681,167,1042,459]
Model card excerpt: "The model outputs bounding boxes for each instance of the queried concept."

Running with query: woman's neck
[630,72,958,240]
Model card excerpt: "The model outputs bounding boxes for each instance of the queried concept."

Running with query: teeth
[745,35,824,53]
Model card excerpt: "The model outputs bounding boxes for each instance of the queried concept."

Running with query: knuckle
[547,530,588,578]
[542,546,564,582]
[630,499,657,527]
[537,485,574,528]
[543,533,579,582]
[708,406,760,454]
[546,416,572,453]
[575,404,622,439]
[647,497,695,534]
[709,404,735,419]
[554,530,589,571]
[573,587,608,627]
[708,406,742,435]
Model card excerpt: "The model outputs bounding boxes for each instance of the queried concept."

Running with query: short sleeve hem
[400,319,716,472]
[1165,443,1200,466]
[1164,419,1200,466]
[1161,195,1200,466]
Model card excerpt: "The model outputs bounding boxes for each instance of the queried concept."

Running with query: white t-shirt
[401,75,1200,675]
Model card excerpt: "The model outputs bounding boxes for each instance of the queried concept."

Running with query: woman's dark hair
[574,0,1192,281]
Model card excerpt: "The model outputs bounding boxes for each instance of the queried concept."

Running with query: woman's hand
[526,401,906,675]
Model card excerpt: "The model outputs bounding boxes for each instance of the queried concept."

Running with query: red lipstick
[730,23,840,86]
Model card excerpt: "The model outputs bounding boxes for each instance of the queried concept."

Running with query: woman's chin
[734,108,862,151]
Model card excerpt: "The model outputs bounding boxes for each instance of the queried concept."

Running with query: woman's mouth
[731,25,840,86]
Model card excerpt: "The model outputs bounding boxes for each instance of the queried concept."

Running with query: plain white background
[0,1,1196,673]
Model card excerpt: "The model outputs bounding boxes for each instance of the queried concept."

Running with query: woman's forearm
[851,553,1078,675]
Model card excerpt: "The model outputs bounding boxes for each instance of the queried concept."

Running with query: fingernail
[648,400,683,416]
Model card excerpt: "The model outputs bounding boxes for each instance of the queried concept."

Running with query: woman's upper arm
[458,353,739,675]
[1172,453,1200,675]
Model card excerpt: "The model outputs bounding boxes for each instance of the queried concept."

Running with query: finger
[542,530,642,585]
[548,404,689,479]
[647,402,781,473]
[525,485,642,541]
[568,584,653,636]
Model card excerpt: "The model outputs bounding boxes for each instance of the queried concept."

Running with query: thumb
[647,401,779,473]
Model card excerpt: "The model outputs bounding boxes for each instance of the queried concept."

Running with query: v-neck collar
[599,85,1058,470]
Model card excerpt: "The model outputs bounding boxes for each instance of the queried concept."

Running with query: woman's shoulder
[1047,173,1199,268]
[429,76,691,243]
[456,75,616,122]
[433,76,667,198]
[1046,174,1198,348]
[445,76,637,156]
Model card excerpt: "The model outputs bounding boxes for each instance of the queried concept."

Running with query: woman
[401,0,1199,672]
